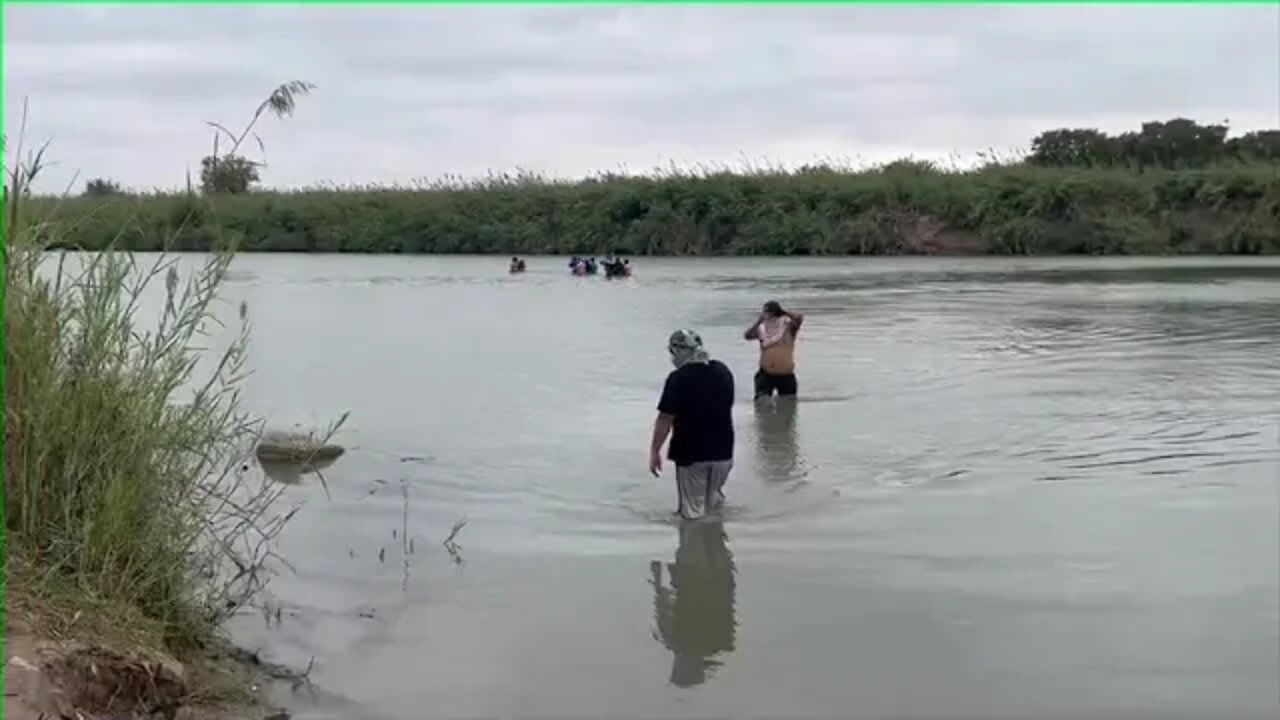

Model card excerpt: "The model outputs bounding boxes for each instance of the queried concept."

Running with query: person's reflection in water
[754,396,804,484]
[649,520,737,688]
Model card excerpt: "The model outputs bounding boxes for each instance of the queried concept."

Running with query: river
[201,255,1280,720]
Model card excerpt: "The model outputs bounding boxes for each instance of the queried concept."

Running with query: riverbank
[32,161,1280,256]
[4,601,292,720]
[5,512,306,719]
[4,153,306,718]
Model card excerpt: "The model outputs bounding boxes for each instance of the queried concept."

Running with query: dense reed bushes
[3,84,347,717]
[4,145,289,659]
[31,160,1280,256]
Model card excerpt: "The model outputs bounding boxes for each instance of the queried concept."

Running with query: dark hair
[763,300,784,316]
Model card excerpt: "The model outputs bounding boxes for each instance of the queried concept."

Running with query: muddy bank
[4,617,301,720]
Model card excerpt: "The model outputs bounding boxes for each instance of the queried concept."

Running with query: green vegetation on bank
[32,117,1280,256]
[5,152,273,658]
[36,160,1280,256]
[3,88,317,716]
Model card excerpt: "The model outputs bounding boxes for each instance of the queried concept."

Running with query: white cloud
[5,4,1277,192]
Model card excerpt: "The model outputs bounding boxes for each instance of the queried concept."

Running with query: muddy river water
[197,255,1280,720]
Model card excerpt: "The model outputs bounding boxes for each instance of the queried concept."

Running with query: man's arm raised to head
[787,311,805,336]
[743,314,763,340]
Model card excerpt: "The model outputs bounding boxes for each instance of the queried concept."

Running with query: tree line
[33,112,1280,257]
[76,116,1279,199]
[1028,118,1280,170]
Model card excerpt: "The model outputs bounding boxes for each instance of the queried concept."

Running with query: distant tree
[199,155,260,194]
[83,177,123,196]
[1227,130,1280,162]
[795,163,838,175]
[1029,118,1250,170]
[1124,118,1229,169]
[199,79,314,195]
[878,158,941,175]
[1029,128,1119,168]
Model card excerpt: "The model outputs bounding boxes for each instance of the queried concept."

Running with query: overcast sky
[5,4,1278,193]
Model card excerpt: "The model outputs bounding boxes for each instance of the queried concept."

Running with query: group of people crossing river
[507,255,803,523]
[568,255,632,277]
[506,255,633,277]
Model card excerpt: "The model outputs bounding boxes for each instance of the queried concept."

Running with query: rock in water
[255,430,345,465]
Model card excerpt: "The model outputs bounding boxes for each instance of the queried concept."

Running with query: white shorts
[674,460,733,520]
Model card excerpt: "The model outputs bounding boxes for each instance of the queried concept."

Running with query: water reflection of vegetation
[649,520,738,688]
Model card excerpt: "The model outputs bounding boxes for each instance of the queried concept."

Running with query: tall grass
[4,129,292,654]
[28,159,1280,256]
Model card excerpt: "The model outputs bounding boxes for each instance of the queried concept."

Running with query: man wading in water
[649,330,736,520]
[745,300,804,399]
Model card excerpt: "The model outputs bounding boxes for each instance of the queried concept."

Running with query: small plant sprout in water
[443,518,468,565]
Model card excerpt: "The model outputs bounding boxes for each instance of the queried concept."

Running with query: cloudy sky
[5,3,1278,193]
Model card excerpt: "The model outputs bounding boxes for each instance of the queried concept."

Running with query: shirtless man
[744,300,804,399]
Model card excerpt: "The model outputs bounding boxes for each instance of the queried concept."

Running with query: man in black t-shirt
[649,329,735,520]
